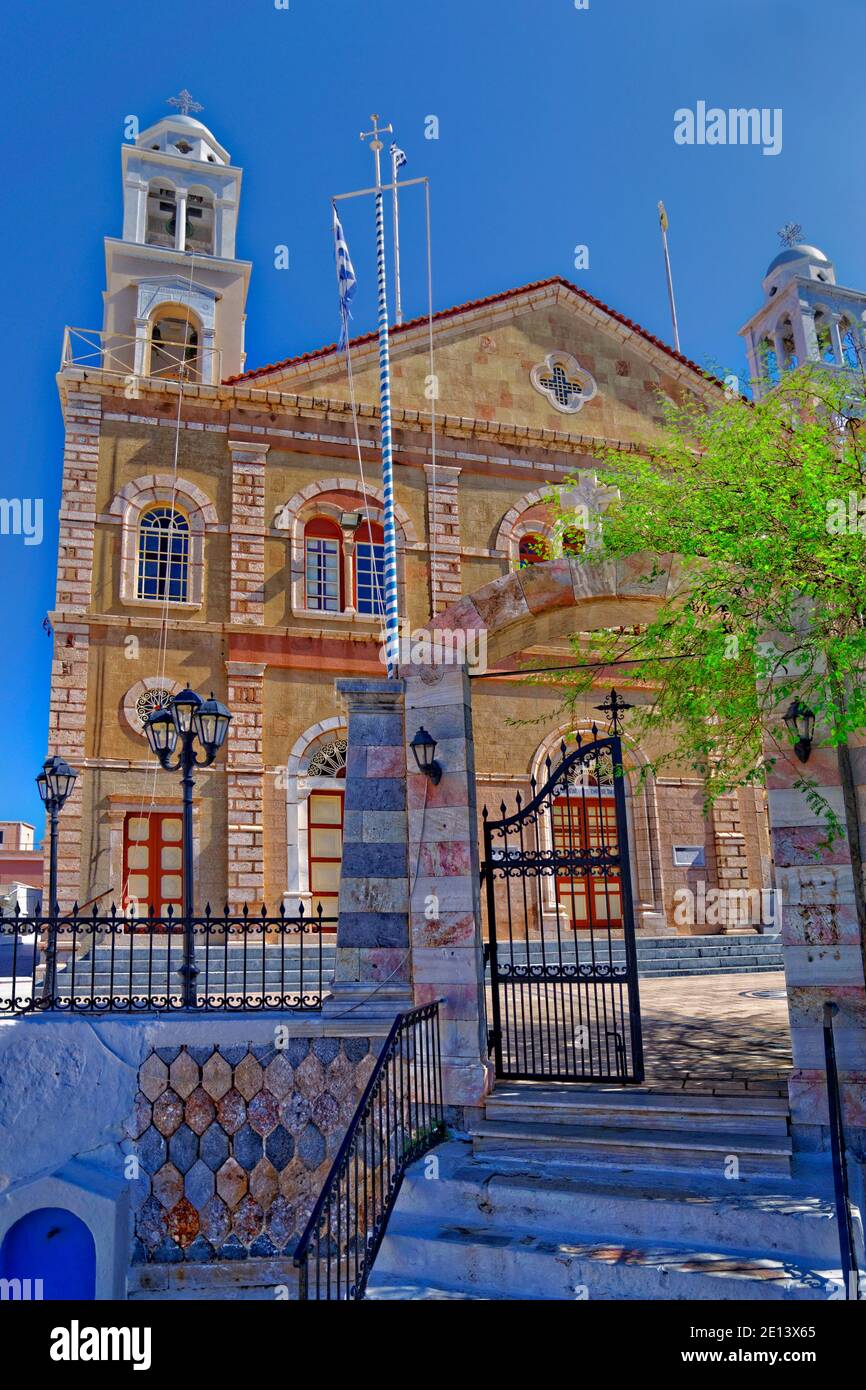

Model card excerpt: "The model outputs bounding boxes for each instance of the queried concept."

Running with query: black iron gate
[481,721,644,1083]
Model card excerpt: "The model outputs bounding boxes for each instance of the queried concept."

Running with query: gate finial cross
[595,688,633,736]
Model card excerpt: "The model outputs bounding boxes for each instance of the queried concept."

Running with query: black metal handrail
[823,1001,860,1299]
[0,901,333,1013]
[293,1000,445,1300]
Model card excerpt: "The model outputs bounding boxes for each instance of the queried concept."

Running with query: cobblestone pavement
[637,970,791,1094]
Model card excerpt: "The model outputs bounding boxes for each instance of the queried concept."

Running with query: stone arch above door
[430,554,674,665]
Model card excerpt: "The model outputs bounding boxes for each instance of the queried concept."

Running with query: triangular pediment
[229,278,719,444]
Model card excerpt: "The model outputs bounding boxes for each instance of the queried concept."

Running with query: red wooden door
[307,790,344,926]
[123,811,184,918]
[551,796,623,928]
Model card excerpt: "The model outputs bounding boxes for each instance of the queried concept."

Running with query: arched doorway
[0,1208,96,1300]
[285,720,348,925]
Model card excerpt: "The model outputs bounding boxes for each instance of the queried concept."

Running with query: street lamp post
[36,754,78,1001]
[143,689,231,1007]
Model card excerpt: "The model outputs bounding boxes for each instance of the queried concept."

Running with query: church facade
[51,104,832,933]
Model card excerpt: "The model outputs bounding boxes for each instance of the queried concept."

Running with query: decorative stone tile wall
[127,1039,376,1264]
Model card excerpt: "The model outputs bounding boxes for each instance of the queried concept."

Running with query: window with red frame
[518,533,550,567]
[304,517,343,611]
[354,519,385,616]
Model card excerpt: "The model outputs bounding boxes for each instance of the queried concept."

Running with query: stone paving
[486,971,792,1097]
[636,970,791,1094]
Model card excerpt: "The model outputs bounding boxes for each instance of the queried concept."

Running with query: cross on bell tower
[167,89,203,117]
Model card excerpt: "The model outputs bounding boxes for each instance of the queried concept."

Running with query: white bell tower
[740,224,866,398]
[101,92,251,384]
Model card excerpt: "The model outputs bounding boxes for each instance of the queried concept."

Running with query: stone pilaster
[47,389,101,906]
[425,464,462,617]
[768,742,866,1152]
[711,790,750,905]
[328,679,413,1015]
[229,440,268,626]
[404,663,493,1113]
[225,662,266,910]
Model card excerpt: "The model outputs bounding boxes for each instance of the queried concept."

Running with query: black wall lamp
[410,726,442,784]
[783,698,816,763]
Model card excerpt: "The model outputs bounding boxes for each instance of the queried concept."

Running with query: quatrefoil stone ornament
[530,352,598,414]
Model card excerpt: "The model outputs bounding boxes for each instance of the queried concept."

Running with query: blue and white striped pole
[361,115,400,677]
[374,188,400,677]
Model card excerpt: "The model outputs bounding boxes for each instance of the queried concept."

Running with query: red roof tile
[223,275,716,388]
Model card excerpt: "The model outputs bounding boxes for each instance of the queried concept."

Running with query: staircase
[367,1083,851,1301]
[489,933,783,980]
[53,940,337,998]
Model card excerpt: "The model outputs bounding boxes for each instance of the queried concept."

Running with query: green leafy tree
[544,362,866,940]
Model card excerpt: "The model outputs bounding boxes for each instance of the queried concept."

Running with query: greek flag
[333,205,357,351]
[390,142,408,171]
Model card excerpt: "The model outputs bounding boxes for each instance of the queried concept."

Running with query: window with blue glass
[136,506,190,602]
[305,517,343,612]
[354,520,385,616]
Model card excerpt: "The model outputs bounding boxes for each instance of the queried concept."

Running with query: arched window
[185,188,215,255]
[839,316,861,370]
[518,533,550,567]
[813,309,837,364]
[354,519,385,616]
[758,337,779,386]
[777,317,798,369]
[149,310,201,382]
[304,518,343,612]
[145,181,177,248]
[137,507,190,602]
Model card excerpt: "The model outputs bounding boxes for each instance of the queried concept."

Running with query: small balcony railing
[0,902,333,1013]
[60,327,221,387]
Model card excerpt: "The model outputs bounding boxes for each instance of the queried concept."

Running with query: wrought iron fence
[294,1001,445,1300]
[823,1001,861,1300]
[0,902,333,1013]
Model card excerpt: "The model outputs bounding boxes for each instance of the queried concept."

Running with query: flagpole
[657,201,681,354]
[361,115,401,678]
[391,145,403,326]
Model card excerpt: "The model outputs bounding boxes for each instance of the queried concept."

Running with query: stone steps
[370,1216,838,1301]
[486,1083,791,1136]
[365,1138,846,1301]
[487,934,783,978]
[392,1142,840,1260]
[470,1084,792,1177]
[469,1118,793,1177]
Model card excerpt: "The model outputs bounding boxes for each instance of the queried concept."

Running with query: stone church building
[50,104,857,931]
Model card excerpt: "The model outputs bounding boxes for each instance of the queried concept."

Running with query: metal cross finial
[777,222,803,249]
[167,89,204,117]
[360,113,393,187]
[594,688,633,736]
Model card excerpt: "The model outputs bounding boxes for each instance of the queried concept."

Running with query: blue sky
[2,0,865,834]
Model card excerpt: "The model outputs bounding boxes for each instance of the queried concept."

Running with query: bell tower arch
[101,92,251,383]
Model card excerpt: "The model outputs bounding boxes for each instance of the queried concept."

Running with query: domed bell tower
[740,224,866,398]
[101,91,251,385]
